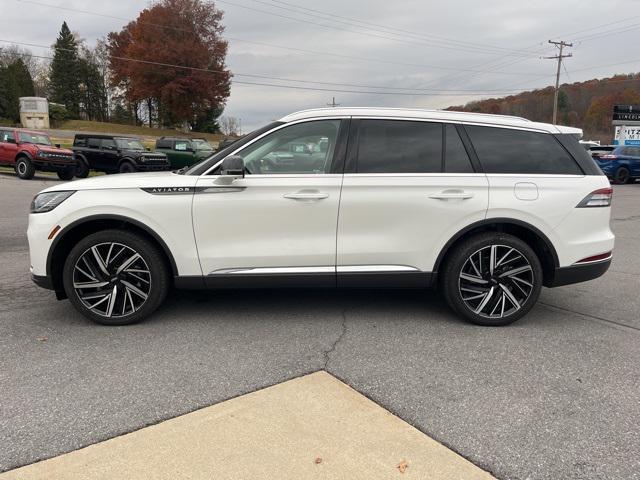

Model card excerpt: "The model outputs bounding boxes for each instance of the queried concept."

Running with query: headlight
[30,191,75,213]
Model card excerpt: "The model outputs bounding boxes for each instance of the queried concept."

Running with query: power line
[246,0,536,56]
[11,0,552,77]
[216,0,535,57]
[0,39,529,94]
[2,47,529,98]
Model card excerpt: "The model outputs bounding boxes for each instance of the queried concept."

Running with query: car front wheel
[15,157,35,179]
[442,233,543,326]
[119,161,136,173]
[613,167,632,184]
[62,230,170,325]
[57,167,75,181]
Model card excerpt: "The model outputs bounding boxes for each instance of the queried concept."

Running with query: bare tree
[219,115,240,136]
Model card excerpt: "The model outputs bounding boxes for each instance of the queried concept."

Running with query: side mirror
[220,155,245,178]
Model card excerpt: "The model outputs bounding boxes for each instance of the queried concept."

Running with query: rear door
[336,119,489,286]
[100,138,120,170]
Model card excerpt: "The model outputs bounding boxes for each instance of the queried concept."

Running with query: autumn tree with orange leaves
[107,0,230,130]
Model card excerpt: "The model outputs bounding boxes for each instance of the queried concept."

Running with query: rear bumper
[547,258,611,287]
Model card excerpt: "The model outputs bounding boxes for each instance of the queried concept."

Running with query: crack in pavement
[323,308,348,370]
[540,301,640,333]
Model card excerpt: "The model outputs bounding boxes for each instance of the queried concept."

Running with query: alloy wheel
[72,242,151,318]
[458,244,534,319]
[17,162,26,175]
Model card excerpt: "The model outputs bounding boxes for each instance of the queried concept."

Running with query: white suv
[28,108,614,326]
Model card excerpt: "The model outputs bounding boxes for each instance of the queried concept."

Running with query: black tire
[75,158,90,178]
[57,167,75,181]
[15,156,35,180]
[119,161,136,173]
[613,167,632,184]
[441,233,543,326]
[62,230,170,325]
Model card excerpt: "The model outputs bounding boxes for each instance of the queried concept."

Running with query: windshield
[115,138,145,151]
[19,132,51,146]
[192,139,213,151]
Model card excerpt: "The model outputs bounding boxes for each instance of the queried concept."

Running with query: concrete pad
[2,371,493,480]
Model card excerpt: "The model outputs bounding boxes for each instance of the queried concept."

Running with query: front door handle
[429,190,474,200]
[283,191,329,200]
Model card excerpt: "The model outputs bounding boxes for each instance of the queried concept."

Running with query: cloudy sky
[2,0,639,130]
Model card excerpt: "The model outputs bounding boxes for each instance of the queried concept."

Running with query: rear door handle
[283,191,329,200]
[429,190,474,200]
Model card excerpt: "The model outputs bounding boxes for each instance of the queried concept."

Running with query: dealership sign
[614,126,640,145]
[613,105,640,122]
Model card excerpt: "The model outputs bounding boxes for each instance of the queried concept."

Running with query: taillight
[576,187,613,208]
[599,154,617,161]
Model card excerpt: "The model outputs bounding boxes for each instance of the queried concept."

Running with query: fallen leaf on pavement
[397,460,408,473]
[37,336,48,342]
[314,457,322,465]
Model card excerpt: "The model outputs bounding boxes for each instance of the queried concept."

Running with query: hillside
[447,73,640,143]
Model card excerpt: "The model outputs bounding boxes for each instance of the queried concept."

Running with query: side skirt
[174,272,434,290]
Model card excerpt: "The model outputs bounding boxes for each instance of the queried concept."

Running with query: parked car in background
[0,128,76,180]
[154,137,214,169]
[72,134,170,176]
[216,136,243,152]
[29,108,613,327]
[588,145,615,160]
[594,145,640,183]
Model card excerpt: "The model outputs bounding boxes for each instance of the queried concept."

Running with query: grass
[56,120,224,142]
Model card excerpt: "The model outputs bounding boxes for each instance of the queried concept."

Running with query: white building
[19,97,49,129]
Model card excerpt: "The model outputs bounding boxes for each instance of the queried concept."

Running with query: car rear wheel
[119,161,136,173]
[15,157,35,180]
[442,233,543,326]
[613,167,632,184]
[62,230,170,325]
[57,167,75,181]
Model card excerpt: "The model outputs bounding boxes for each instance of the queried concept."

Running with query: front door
[337,119,489,286]
[192,119,348,287]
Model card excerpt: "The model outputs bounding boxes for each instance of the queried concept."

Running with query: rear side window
[175,140,190,151]
[466,125,582,175]
[0,130,15,142]
[356,120,442,173]
[73,137,86,147]
[445,124,473,173]
[87,138,101,149]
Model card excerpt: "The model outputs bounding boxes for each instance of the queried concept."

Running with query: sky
[1,0,639,130]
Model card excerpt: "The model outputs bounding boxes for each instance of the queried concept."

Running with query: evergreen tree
[0,59,35,122]
[49,22,80,116]
[78,54,108,121]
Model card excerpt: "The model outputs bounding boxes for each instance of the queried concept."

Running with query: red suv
[0,128,76,180]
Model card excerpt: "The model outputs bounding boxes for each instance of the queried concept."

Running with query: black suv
[72,134,170,176]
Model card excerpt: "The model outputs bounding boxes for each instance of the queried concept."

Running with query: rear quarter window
[465,125,582,175]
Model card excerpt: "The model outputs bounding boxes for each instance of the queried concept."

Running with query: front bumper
[547,258,611,287]
[137,165,171,171]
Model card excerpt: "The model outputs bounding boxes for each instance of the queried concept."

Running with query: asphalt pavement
[1,173,638,479]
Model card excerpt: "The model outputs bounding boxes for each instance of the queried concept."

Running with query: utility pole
[544,40,572,125]
[327,97,340,108]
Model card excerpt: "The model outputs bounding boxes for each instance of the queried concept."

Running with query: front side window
[102,139,117,150]
[356,120,442,173]
[466,125,582,175]
[233,120,340,175]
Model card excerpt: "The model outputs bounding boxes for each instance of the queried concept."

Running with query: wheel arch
[47,214,178,293]
[15,151,33,161]
[433,218,559,287]
[118,157,137,168]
